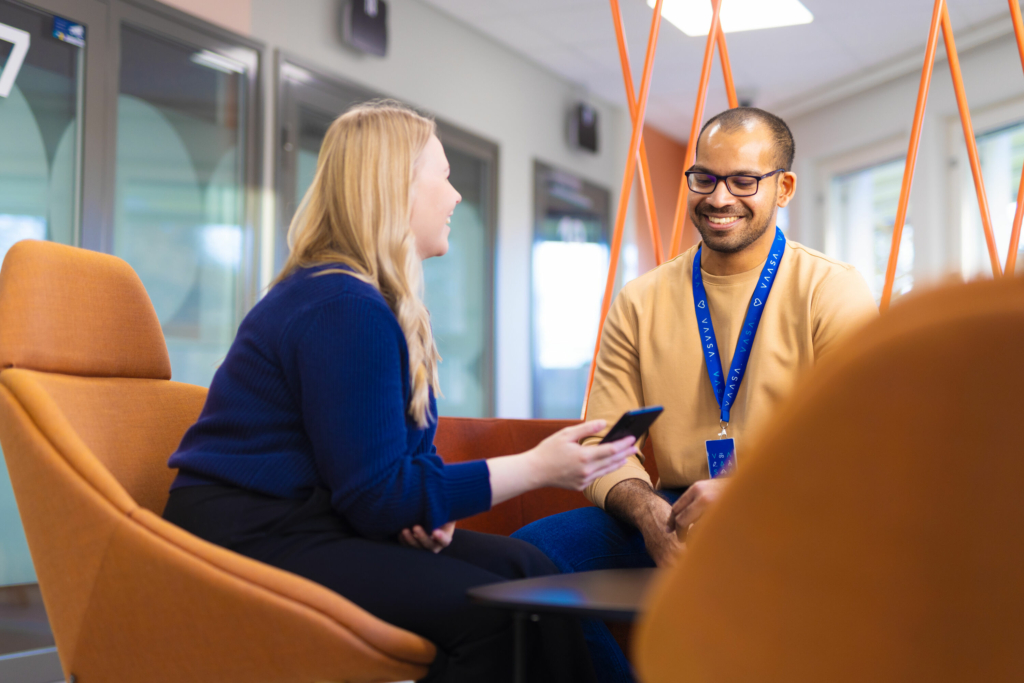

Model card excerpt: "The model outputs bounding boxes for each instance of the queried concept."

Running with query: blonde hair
[275,100,440,428]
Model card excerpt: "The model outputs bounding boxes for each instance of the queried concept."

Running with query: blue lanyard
[692,227,786,425]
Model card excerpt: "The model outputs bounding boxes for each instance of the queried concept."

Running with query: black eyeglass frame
[684,168,786,197]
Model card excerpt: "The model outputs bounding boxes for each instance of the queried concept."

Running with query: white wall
[783,27,1024,288]
[250,0,632,418]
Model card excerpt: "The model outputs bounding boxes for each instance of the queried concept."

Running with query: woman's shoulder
[271,265,389,312]
[247,265,399,343]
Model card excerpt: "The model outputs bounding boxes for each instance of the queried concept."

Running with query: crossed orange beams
[881,0,1024,309]
[584,0,737,413]
[586,0,1024,409]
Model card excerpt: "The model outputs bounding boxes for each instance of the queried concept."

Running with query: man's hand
[605,479,684,568]
[669,478,728,536]
[639,499,685,568]
[398,521,455,553]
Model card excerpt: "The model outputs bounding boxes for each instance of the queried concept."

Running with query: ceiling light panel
[646,0,814,37]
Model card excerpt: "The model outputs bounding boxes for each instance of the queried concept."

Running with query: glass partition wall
[276,55,497,417]
[0,0,262,671]
[113,19,258,387]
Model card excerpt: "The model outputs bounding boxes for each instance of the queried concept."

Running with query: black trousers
[163,483,597,683]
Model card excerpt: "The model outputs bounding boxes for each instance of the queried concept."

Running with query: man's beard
[691,191,777,255]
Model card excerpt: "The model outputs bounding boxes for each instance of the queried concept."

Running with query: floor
[0,585,53,656]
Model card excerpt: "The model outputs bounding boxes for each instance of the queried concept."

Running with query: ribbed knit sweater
[168,264,492,539]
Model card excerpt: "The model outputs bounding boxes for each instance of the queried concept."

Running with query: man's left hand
[669,479,729,534]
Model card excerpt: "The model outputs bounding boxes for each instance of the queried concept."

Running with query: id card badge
[706,438,737,479]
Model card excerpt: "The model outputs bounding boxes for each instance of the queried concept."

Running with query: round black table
[467,568,658,682]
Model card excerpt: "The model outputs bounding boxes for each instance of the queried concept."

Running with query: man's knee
[512,506,624,572]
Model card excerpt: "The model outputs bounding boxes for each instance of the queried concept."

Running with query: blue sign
[53,16,85,48]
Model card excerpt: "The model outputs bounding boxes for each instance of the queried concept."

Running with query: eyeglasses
[684,168,786,197]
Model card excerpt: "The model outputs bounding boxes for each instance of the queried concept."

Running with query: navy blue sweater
[168,264,492,539]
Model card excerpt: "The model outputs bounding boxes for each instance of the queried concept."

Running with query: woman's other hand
[398,521,456,553]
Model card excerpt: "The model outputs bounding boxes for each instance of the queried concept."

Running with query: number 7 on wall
[0,22,31,99]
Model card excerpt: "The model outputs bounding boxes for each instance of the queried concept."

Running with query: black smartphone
[599,406,664,444]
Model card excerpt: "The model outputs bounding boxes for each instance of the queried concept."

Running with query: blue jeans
[511,489,684,683]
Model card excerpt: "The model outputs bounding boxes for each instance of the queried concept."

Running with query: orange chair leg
[610,0,664,266]
[583,0,665,415]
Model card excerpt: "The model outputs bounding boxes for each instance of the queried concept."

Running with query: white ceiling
[421,0,1018,140]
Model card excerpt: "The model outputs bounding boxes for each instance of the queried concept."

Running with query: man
[512,107,877,682]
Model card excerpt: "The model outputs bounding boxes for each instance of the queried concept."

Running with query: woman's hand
[398,521,455,553]
[487,420,637,506]
[528,421,637,491]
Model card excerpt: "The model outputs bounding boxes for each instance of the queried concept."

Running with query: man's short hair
[696,107,795,171]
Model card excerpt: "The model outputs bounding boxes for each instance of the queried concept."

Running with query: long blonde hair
[275,100,440,428]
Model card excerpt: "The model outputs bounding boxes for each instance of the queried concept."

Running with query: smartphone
[599,406,664,444]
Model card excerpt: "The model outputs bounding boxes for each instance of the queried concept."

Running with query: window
[532,163,610,419]
[829,158,913,301]
[962,122,1024,278]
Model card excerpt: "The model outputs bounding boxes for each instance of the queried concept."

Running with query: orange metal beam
[717,23,740,109]
[880,0,941,311]
[1006,0,1024,275]
[668,0,729,259]
[583,0,665,415]
[942,5,1002,280]
[610,0,664,265]
[881,0,1002,310]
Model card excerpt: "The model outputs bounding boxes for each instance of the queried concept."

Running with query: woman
[162,101,635,682]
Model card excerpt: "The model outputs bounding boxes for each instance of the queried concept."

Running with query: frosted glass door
[114,25,253,387]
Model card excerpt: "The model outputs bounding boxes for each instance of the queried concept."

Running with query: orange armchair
[635,274,1024,682]
[0,241,434,683]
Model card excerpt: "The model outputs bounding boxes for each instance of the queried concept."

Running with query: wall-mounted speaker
[341,0,388,57]
[569,102,599,154]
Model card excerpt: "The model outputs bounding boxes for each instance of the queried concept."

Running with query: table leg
[514,611,527,683]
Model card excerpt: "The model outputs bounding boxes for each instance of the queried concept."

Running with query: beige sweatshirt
[584,239,878,508]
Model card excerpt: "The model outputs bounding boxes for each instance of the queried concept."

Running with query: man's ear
[776,172,797,208]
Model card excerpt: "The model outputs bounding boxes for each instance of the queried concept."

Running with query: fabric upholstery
[0,385,433,682]
[435,417,659,536]
[635,275,1024,683]
[2,370,206,514]
[0,240,171,380]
